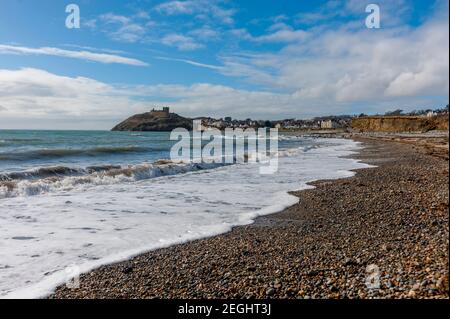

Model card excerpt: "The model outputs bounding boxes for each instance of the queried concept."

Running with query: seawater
[0,130,372,298]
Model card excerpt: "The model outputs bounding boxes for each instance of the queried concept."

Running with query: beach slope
[51,138,449,299]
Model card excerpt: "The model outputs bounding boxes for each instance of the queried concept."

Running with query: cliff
[352,115,449,133]
[112,111,192,131]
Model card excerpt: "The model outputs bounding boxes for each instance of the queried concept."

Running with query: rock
[286,288,297,296]
[266,288,275,296]
[122,266,133,274]
[112,109,192,131]
[435,277,444,289]
[344,257,356,266]
[352,115,449,133]
[247,266,256,272]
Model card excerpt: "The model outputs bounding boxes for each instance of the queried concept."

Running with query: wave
[0,138,44,147]
[0,138,370,299]
[0,161,228,198]
[0,165,122,182]
[0,138,44,142]
[0,146,152,161]
[0,142,307,199]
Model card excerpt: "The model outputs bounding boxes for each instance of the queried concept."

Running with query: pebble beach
[51,136,449,299]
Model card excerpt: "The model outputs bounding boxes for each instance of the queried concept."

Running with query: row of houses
[274,117,352,130]
[198,115,354,130]
[198,117,268,130]
[194,106,448,131]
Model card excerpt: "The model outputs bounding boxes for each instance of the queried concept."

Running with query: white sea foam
[0,138,373,299]
[0,162,226,199]
[0,146,282,199]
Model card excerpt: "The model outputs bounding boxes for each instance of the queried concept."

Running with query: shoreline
[2,136,364,299]
[50,136,449,299]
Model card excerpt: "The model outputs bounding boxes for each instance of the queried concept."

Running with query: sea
[0,130,371,298]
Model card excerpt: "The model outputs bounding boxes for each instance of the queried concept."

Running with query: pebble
[49,138,450,300]
[266,288,275,296]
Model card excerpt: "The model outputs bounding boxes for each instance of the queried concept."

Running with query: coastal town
[133,105,449,132]
[197,115,352,130]
[197,105,449,131]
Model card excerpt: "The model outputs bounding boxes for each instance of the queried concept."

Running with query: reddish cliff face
[352,115,449,133]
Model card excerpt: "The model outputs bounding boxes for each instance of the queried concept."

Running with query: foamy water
[0,133,371,298]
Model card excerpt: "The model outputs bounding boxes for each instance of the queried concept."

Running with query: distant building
[211,120,225,129]
[426,111,437,118]
[320,120,336,129]
[151,107,170,118]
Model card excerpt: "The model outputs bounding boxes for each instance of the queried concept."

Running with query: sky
[0,0,448,130]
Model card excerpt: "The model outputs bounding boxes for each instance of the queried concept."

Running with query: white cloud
[0,66,447,130]
[0,44,148,66]
[1,2,448,129]
[188,26,219,40]
[62,44,127,56]
[228,25,309,43]
[228,28,252,40]
[218,10,449,104]
[155,0,235,25]
[87,3,230,50]
[98,12,153,43]
[83,19,97,29]
[0,67,336,129]
[156,56,223,70]
[111,24,146,43]
[156,1,196,15]
[252,28,309,43]
[161,34,203,51]
[0,68,148,129]
[267,22,291,32]
[99,13,131,25]
[135,10,151,19]
[142,83,297,117]
[296,0,412,27]
[92,10,211,50]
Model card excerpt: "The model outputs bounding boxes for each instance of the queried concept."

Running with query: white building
[320,120,336,129]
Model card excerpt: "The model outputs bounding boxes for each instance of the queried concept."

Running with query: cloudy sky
[0,0,448,129]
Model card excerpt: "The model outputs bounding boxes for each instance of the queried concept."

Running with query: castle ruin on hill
[150,107,170,117]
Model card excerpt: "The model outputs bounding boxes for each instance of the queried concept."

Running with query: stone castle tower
[151,107,170,117]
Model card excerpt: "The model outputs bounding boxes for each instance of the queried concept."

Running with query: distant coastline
[111,105,449,132]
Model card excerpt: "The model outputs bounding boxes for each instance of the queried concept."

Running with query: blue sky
[0,0,448,129]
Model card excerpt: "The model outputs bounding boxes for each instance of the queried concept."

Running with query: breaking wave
[0,161,229,198]
[0,146,153,161]
[0,146,301,199]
